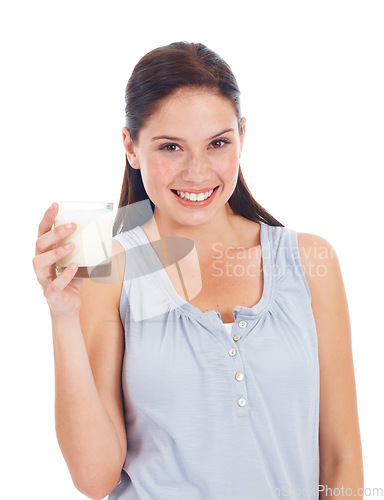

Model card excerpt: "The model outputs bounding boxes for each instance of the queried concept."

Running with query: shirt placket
[210,309,253,417]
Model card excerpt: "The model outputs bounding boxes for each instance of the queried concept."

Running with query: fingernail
[64,243,73,249]
[69,263,77,270]
[65,223,73,229]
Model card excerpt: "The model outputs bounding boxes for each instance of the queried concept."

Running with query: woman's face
[123,87,246,228]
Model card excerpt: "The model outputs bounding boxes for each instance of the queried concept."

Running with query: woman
[33,42,363,499]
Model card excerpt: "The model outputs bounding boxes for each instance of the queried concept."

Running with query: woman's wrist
[50,311,81,333]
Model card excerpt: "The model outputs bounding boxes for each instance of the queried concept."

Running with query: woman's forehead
[141,90,237,133]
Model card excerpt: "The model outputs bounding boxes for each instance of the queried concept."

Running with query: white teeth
[175,188,214,201]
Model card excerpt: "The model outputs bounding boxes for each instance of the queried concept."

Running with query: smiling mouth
[171,185,219,201]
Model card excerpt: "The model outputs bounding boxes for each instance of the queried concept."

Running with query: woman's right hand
[33,202,83,319]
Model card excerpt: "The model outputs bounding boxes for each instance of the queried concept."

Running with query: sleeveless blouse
[109,222,320,499]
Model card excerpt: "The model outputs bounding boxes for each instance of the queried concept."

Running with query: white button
[238,397,247,407]
[239,320,248,329]
[229,348,237,356]
[233,334,242,341]
[235,372,244,381]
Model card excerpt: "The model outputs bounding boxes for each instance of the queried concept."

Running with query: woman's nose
[182,154,211,184]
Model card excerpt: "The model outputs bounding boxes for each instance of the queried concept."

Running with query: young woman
[33,42,363,500]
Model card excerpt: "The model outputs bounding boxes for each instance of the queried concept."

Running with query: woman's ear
[122,127,139,169]
[239,116,246,154]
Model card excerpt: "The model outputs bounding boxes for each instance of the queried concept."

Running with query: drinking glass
[54,201,113,278]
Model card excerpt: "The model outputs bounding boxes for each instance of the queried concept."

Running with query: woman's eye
[159,139,229,152]
[210,139,229,149]
[160,143,180,152]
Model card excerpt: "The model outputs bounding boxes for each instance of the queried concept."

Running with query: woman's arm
[34,205,127,500]
[53,239,127,500]
[298,233,364,498]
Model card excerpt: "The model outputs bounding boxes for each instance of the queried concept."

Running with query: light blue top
[109,222,319,499]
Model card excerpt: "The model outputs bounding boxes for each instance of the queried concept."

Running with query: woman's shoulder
[296,231,343,310]
[113,224,142,246]
[296,231,337,276]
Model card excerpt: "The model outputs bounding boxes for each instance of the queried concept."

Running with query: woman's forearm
[52,314,123,500]
[319,456,364,499]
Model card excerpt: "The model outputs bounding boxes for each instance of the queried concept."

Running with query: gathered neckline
[135,222,274,321]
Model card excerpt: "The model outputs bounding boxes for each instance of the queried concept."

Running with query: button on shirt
[110,222,320,500]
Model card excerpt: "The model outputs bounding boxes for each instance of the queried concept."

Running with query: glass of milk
[54,201,113,278]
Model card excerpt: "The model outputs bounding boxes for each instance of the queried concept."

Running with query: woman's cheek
[142,159,177,197]
[219,156,239,179]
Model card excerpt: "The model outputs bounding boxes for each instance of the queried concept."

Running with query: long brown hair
[113,41,284,236]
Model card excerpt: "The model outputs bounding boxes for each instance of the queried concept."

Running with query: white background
[1,1,383,498]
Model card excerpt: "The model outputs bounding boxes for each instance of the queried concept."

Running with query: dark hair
[113,41,284,235]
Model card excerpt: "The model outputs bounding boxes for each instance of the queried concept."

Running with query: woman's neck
[145,206,244,259]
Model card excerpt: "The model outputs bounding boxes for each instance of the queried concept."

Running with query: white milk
[55,207,113,268]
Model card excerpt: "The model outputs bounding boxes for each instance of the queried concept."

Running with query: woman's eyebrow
[151,128,235,142]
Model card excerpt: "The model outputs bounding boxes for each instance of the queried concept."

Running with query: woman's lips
[171,185,219,207]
